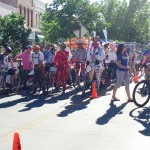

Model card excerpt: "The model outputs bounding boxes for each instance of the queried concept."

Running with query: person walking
[112,44,133,102]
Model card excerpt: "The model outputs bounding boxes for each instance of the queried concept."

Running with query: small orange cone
[12,132,22,150]
[90,82,99,98]
[134,71,139,83]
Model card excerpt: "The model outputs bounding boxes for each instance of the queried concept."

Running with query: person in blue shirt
[43,44,56,73]
[112,43,133,102]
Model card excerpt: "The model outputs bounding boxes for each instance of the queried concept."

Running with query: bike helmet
[25,45,32,50]
[5,47,12,54]
[33,45,40,51]
[58,38,66,46]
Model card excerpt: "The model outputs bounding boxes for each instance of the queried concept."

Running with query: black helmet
[5,47,12,54]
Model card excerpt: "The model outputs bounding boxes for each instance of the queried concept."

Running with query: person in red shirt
[54,39,69,94]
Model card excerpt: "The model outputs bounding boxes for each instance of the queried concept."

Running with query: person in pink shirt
[13,45,33,86]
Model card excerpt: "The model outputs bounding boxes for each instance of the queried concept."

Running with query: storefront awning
[35,34,45,43]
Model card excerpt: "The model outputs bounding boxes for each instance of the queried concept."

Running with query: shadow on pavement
[57,92,92,117]
[0,92,33,109]
[129,107,150,136]
[96,101,127,125]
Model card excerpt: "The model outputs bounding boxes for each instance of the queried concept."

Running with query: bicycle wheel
[133,80,150,107]
[25,79,34,95]
[11,75,21,93]
[0,75,3,91]
[82,74,89,97]
[73,75,81,91]
[47,76,55,95]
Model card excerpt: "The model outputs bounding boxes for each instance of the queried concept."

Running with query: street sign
[73,23,88,39]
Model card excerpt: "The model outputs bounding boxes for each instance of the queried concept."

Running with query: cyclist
[13,45,33,87]
[43,44,56,74]
[86,36,105,90]
[71,39,87,84]
[0,47,17,94]
[29,45,46,94]
[142,42,150,78]
[54,39,69,94]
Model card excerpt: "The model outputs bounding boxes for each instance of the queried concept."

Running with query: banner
[102,28,107,41]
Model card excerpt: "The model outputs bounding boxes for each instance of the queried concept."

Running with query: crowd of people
[0,37,150,101]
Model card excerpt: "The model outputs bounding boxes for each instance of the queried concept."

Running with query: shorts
[115,70,130,88]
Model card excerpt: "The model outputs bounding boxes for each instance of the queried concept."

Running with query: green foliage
[41,0,150,45]
[0,13,31,56]
[41,0,106,43]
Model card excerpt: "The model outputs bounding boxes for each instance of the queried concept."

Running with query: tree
[0,13,31,56]
[41,0,106,43]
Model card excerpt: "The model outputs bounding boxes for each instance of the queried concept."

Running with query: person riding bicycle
[86,36,105,90]
[142,42,150,78]
[13,45,33,87]
[0,47,17,93]
[54,39,69,94]
[29,45,46,94]
[43,43,56,74]
[71,39,87,84]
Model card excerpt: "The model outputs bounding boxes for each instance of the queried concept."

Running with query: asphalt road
[0,80,150,150]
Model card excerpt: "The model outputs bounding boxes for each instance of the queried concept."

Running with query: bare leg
[112,85,118,99]
[89,69,95,82]
[125,87,132,100]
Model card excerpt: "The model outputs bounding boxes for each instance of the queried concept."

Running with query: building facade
[17,0,34,28]
[33,0,46,45]
[0,0,18,16]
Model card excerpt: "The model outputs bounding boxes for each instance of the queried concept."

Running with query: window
[36,14,38,26]
[19,5,22,15]
[27,8,30,27]
[31,10,33,27]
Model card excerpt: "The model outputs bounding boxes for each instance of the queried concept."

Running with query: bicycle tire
[11,75,21,93]
[81,75,88,97]
[133,80,150,107]
[73,75,81,91]
[47,76,55,95]
[0,75,4,91]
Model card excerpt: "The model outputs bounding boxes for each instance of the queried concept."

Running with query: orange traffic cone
[134,71,139,83]
[12,132,22,150]
[90,82,99,98]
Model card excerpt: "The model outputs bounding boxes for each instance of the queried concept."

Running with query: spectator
[112,44,133,102]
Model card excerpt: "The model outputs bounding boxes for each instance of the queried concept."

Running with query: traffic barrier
[12,132,22,150]
[90,82,99,98]
[134,71,139,83]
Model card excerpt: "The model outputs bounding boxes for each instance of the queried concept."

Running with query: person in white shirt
[29,45,45,94]
[87,36,105,89]
[107,42,117,80]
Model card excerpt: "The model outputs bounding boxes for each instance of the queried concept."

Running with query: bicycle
[71,61,85,91]
[132,63,150,107]
[25,68,43,95]
[46,66,58,95]
[0,67,20,94]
